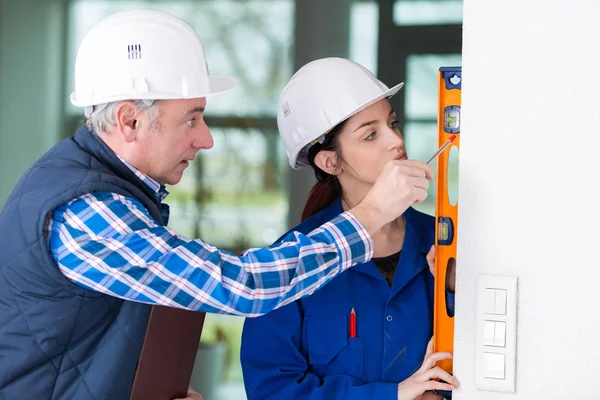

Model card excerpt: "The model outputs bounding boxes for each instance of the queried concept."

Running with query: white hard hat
[277,57,404,169]
[70,9,236,108]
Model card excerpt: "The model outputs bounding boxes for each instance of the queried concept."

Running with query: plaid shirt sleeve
[47,192,373,316]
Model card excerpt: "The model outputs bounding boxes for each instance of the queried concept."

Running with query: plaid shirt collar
[116,155,169,203]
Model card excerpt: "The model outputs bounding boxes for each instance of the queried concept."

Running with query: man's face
[134,98,212,185]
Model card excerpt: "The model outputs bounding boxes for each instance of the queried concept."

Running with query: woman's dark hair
[300,120,347,221]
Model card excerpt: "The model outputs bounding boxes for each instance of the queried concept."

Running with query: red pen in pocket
[349,308,357,338]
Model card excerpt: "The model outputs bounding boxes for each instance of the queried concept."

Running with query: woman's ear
[314,150,341,176]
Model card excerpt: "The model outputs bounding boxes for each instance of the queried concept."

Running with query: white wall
[454,1,600,399]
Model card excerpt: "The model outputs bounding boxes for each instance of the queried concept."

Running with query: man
[0,9,433,400]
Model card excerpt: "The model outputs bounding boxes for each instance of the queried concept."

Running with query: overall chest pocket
[305,315,364,382]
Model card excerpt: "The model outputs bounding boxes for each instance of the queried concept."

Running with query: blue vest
[0,126,164,400]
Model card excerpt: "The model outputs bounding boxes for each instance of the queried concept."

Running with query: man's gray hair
[84,100,162,135]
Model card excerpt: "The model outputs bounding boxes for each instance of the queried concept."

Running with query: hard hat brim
[291,81,405,169]
[338,81,405,129]
[207,75,237,96]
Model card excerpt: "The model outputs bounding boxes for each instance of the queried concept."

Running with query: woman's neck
[341,192,406,257]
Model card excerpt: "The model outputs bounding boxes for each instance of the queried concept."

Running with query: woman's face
[324,98,407,194]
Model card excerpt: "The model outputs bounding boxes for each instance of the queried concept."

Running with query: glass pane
[350,1,379,75]
[405,54,462,120]
[197,313,245,382]
[394,0,463,26]
[403,122,437,216]
[167,127,289,251]
[65,0,294,116]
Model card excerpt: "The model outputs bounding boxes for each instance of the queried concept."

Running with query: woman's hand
[396,338,459,400]
[427,244,457,294]
[415,392,444,400]
[426,245,436,276]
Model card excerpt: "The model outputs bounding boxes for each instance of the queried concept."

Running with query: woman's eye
[390,120,399,129]
[187,117,196,128]
[365,132,376,141]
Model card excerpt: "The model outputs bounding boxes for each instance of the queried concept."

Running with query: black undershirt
[372,251,401,287]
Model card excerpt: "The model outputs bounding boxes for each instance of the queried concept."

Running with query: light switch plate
[495,289,507,315]
[484,352,506,379]
[484,288,496,314]
[475,274,518,393]
[483,320,495,346]
[494,321,506,347]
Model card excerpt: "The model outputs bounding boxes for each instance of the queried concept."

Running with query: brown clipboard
[130,305,206,400]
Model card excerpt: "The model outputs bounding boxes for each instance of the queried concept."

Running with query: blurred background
[0,0,461,398]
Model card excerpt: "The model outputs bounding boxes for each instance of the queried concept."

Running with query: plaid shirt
[45,159,373,316]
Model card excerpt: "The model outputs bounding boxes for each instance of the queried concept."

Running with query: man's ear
[114,101,141,143]
[314,150,341,176]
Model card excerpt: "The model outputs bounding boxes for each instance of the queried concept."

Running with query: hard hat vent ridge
[127,44,142,60]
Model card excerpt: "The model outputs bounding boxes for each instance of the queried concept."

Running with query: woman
[240,58,459,400]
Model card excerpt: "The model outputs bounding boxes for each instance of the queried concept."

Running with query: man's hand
[173,387,203,400]
[350,159,433,235]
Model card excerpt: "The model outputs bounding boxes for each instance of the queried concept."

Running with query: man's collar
[116,155,169,202]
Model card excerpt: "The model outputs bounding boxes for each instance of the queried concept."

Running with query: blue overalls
[241,199,440,399]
